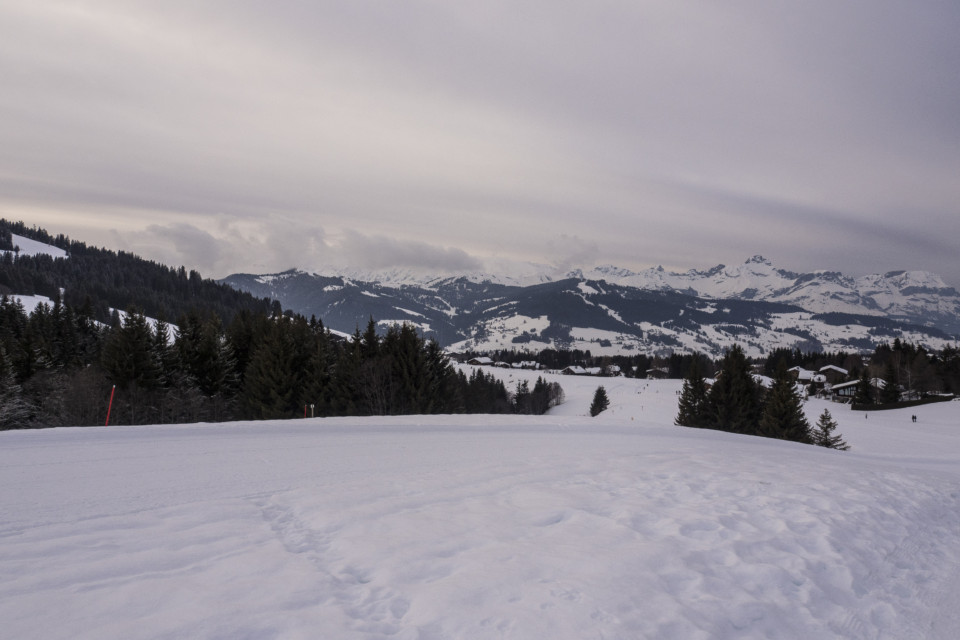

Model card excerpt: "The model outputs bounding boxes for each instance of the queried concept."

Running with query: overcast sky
[2,1,959,286]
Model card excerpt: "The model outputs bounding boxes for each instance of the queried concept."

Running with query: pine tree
[589,385,610,417]
[707,344,762,434]
[424,339,460,414]
[513,379,531,414]
[299,324,334,416]
[330,332,363,416]
[152,317,178,388]
[360,316,380,361]
[0,346,33,429]
[100,308,160,390]
[391,323,427,414]
[758,361,812,443]
[879,361,900,404]
[812,409,849,450]
[242,318,301,419]
[529,376,551,415]
[853,368,874,405]
[675,358,710,428]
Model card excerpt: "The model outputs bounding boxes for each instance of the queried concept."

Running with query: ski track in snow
[1,373,959,639]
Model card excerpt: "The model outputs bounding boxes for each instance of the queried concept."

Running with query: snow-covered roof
[753,374,774,389]
[832,378,886,392]
[562,366,587,375]
[788,366,816,381]
[819,365,849,375]
[831,380,859,391]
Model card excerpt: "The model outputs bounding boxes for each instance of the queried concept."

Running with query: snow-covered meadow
[2,368,959,639]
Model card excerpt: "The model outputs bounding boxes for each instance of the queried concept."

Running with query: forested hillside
[0,219,278,325]
[0,221,562,428]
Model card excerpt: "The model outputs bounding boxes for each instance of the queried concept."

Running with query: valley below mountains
[222,257,960,358]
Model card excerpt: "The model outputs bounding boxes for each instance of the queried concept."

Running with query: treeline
[0,219,277,326]
[675,345,848,449]
[0,297,563,429]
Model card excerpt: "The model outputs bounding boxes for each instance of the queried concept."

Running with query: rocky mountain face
[221,257,960,358]
[576,256,960,334]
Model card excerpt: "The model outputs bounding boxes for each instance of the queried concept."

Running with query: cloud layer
[1,1,958,284]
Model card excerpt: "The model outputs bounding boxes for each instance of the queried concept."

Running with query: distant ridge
[222,257,960,358]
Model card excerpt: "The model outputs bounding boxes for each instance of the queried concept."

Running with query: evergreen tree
[589,385,610,417]
[463,368,511,413]
[675,358,710,428]
[152,317,178,388]
[528,376,557,415]
[330,332,363,416]
[360,316,380,361]
[386,323,431,414]
[241,317,302,419]
[879,361,900,404]
[299,323,334,416]
[812,409,849,450]
[707,344,762,434]
[423,338,460,414]
[54,298,84,369]
[100,308,160,390]
[513,379,532,414]
[758,361,812,443]
[225,309,266,385]
[853,368,874,405]
[0,346,33,429]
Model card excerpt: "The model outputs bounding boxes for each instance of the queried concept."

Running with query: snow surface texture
[2,370,959,639]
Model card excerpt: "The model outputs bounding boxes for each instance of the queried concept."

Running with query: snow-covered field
[4,233,69,260]
[2,370,959,639]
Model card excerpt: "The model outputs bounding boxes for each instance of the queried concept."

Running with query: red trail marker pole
[105,385,116,426]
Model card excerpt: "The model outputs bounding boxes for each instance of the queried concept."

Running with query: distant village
[458,351,954,407]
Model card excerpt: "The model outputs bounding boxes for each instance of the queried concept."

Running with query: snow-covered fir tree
[590,385,610,417]
[813,409,850,451]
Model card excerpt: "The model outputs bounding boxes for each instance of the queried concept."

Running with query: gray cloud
[1,1,958,286]
[545,235,601,274]
[113,220,482,278]
[332,231,484,273]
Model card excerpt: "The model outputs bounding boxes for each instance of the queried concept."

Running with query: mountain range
[4,219,955,359]
[222,257,960,358]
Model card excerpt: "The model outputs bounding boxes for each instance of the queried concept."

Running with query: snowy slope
[7,294,56,315]
[2,373,959,639]
[2,235,67,313]
[3,233,68,259]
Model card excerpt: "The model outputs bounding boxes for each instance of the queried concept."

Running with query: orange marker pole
[105,385,116,426]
